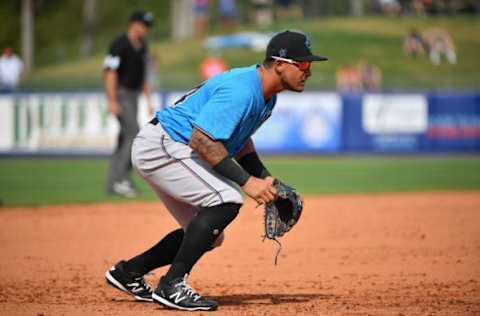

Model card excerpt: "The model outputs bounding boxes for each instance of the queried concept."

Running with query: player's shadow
[210,292,335,306]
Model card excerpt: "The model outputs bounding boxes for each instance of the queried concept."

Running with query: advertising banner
[253,92,342,153]
[1,91,478,155]
[0,93,160,154]
[343,92,479,152]
[343,94,428,152]
[424,92,480,151]
[362,94,428,134]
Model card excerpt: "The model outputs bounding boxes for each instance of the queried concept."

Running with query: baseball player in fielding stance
[105,30,327,311]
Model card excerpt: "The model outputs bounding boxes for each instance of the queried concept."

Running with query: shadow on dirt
[210,293,335,306]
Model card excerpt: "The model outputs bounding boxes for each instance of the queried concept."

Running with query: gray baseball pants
[107,87,140,191]
[131,122,244,247]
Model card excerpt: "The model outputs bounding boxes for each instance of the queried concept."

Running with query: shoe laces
[178,275,201,302]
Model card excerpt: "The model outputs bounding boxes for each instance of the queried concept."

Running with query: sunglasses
[271,56,312,71]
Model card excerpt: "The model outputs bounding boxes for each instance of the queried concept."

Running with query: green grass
[1,156,479,207]
[22,16,480,91]
[0,159,133,207]
[266,156,480,194]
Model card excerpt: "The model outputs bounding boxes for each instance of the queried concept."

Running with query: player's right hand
[108,100,122,115]
[242,176,277,205]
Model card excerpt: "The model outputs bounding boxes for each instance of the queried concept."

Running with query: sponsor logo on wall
[427,114,480,139]
[253,92,341,153]
[362,94,428,151]
[362,94,428,134]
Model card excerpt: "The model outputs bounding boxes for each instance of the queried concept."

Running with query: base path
[1,192,479,315]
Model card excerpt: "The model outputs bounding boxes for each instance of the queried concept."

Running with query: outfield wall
[0,91,479,155]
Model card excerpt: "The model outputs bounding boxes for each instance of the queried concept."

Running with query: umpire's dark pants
[107,87,140,192]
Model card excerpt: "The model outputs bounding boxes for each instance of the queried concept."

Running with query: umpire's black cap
[129,10,154,27]
[266,30,328,62]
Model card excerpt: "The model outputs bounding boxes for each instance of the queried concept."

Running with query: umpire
[104,10,155,198]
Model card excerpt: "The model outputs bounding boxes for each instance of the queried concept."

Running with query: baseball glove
[263,179,303,264]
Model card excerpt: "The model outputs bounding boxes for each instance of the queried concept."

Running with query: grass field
[23,17,480,91]
[1,155,479,207]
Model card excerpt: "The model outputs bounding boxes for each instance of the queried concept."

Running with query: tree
[21,0,34,73]
[350,0,365,16]
[171,0,194,41]
[80,0,97,57]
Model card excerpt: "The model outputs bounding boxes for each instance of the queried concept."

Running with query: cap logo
[305,36,312,50]
[278,48,288,58]
[144,12,154,22]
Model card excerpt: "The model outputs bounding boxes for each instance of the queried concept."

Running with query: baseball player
[104,10,155,198]
[105,30,327,311]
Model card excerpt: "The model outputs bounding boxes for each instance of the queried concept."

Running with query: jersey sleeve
[192,83,251,141]
[103,38,123,70]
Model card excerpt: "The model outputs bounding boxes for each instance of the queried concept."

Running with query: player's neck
[258,65,282,101]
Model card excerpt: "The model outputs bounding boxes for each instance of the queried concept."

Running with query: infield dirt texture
[1,191,479,315]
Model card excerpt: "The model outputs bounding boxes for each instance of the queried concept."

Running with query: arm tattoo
[189,128,228,166]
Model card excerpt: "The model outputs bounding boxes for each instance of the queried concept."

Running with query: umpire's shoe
[105,261,153,302]
[152,274,218,311]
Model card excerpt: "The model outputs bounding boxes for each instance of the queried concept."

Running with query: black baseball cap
[266,30,328,62]
[129,10,154,27]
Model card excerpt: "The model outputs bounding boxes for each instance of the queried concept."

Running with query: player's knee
[188,203,240,242]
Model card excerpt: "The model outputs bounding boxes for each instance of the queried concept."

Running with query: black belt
[150,117,159,125]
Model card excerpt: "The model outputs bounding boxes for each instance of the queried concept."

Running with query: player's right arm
[189,128,276,205]
[104,70,121,115]
[103,38,122,116]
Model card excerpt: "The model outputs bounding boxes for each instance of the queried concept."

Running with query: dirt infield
[1,192,479,315]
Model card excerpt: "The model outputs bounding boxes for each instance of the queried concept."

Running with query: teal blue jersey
[157,65,277,156]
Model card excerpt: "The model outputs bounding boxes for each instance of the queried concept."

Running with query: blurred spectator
[377,0,402,15]
[403,28,428,58]
[412,0,426,15]
[336,62,382,92]
[200,55,229,81]
[424,28,457,65]
[0,48,23,93]
[194,0,209,38]
[358,61,382,91]
[274,0,303,22]
[336,65,362,92]
[397,0,410,14]
[219,0,238,33]
[251,0,273,27]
